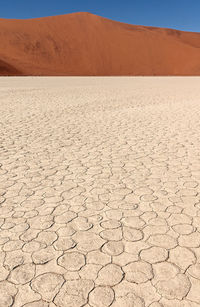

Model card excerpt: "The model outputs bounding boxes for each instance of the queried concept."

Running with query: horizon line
[0,11,200,34]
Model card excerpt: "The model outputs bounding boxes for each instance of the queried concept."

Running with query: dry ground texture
[0,77,200,307]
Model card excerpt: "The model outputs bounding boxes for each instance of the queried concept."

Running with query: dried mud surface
[0,77,200,306]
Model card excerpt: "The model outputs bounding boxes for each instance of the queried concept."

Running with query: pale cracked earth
[0,76,200,307]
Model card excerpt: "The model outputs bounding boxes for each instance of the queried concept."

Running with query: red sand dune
[0,12,200,76]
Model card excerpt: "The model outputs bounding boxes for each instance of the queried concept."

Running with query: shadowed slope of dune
[0,59,22,75]
[0,12,200,76]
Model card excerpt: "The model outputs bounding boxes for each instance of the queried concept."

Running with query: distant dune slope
[0,12,200,75]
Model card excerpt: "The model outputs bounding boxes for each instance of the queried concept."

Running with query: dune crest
[0,12,200,75]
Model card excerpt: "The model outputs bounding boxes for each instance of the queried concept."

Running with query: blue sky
[1,0,200,32]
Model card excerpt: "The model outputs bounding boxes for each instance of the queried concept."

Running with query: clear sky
[1,0,200,32]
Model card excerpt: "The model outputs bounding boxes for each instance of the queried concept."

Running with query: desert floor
[0,77,200,307]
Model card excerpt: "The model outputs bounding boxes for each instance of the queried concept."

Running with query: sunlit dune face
[0,12,200,76]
